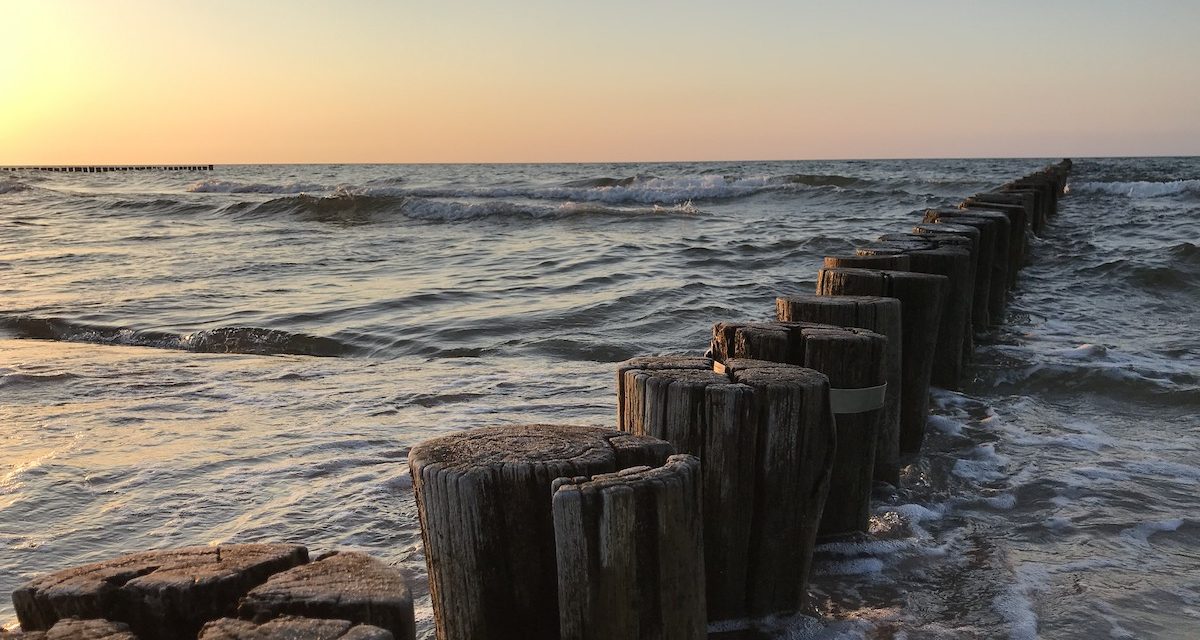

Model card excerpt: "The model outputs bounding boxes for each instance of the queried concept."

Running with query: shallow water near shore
[2,158,1198,638]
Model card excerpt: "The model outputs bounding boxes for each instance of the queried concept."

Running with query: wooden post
[12,544,308,640]
[238,551,416,640]
[800,328,886,537]
[923,209,1010,324]
[553,454,706,640]
[822,253,911,271]
[706,321,886,537]
[616,358,834,621]
[911,222,987,330]
[857,244,973,389]
[775,294,903,484]
[815,268,946,455]
[409,424,674,640]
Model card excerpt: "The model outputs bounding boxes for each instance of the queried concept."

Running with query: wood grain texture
[923,209,1010,325]
[409,425,673,640]
[775,294,903,484]
[799,327,886,537]
[553,455,705,640]
[1,618,138,640]
[11,545,308,640]
[911,222,987,330]
[815,268,946,456]
[198,616,393,640]
[616,358,834,621]
[239,551,414,640]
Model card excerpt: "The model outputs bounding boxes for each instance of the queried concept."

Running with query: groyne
[0,165,213,172]
[5,160,1071,640]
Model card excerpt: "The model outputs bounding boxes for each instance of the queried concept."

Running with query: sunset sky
[2,0,1198,164]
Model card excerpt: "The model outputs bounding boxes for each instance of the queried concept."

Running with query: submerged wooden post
[776,294,903,484]
[409,424,674,640]
[616,358,834,621]
[815,268,946,455]
[553,454,706,640]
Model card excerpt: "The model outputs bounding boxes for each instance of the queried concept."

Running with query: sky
[1,0,1198,164]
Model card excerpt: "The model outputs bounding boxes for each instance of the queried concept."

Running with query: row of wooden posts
[0,165,213,172]
[408,160,1073,640]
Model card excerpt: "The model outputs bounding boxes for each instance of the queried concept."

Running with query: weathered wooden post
[822,253,911,271]
[553,454,706,640]
[776,294,903,483]
[617,358,834,621]
[707,321,886,537]
[959,203,1026,285]
[800,327,886,536]
[409,424,674,640]
[911,222,986,329]
[923,209,1010,324]
[12,544,309,640]
[815,268,946,455]
[856,243,972,389]
[238,551,416,640]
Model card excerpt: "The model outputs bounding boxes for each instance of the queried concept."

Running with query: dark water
[1,158,1198,638]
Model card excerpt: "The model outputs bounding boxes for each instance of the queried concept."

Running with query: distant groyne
[1,164,213,172]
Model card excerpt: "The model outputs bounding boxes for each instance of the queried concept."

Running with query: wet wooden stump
[198,616,392,639]
[553,455,705,640]
[859,244,973,389]
[911,222,988,330]
[11,544,309,640]
[0,618,138,640]
[616,358,834,621]
[923,209,1010,324]
[961,199,1029,273]
[409,424,673,640]
[815,268,947,455]
[1003,185,1049,232]
[965,190,1035,237]
[775,294,903,484]
[707,321,887,537]
[822,253,911,271]
[239,551,415,640]
[801,328,886,537]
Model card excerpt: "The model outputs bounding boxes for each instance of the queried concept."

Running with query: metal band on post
[828,383,887,415]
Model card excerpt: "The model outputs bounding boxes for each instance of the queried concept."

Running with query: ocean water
[1,158,1197,638]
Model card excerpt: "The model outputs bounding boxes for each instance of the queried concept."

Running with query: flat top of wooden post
[777,293,898,306]
[408,424,667,471]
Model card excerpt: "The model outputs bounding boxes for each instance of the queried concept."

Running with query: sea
[1,157,1197,639]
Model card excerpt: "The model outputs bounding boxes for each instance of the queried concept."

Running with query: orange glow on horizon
[1,1,1198,164]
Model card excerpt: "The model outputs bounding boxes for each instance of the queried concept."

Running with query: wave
[1069,179,1200,198]
[769,173,870,188]
[231,192,699,223]
[0,177,30,194]
[187,179,331,194]
[0,316,353,357]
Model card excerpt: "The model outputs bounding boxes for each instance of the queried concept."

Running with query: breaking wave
[187,179,332,194]
[228,191,700,223]
[0,316,353,357]
[1069,179,1200,198]
[0,177,30,194]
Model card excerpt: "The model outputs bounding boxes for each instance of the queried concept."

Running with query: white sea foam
[1120,518,1184,546]
[187,179,331,194]
[1070,179,1200,198]
[952,443,1009,482]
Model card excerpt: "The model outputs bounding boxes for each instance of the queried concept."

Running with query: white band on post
[829,383,887,414]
